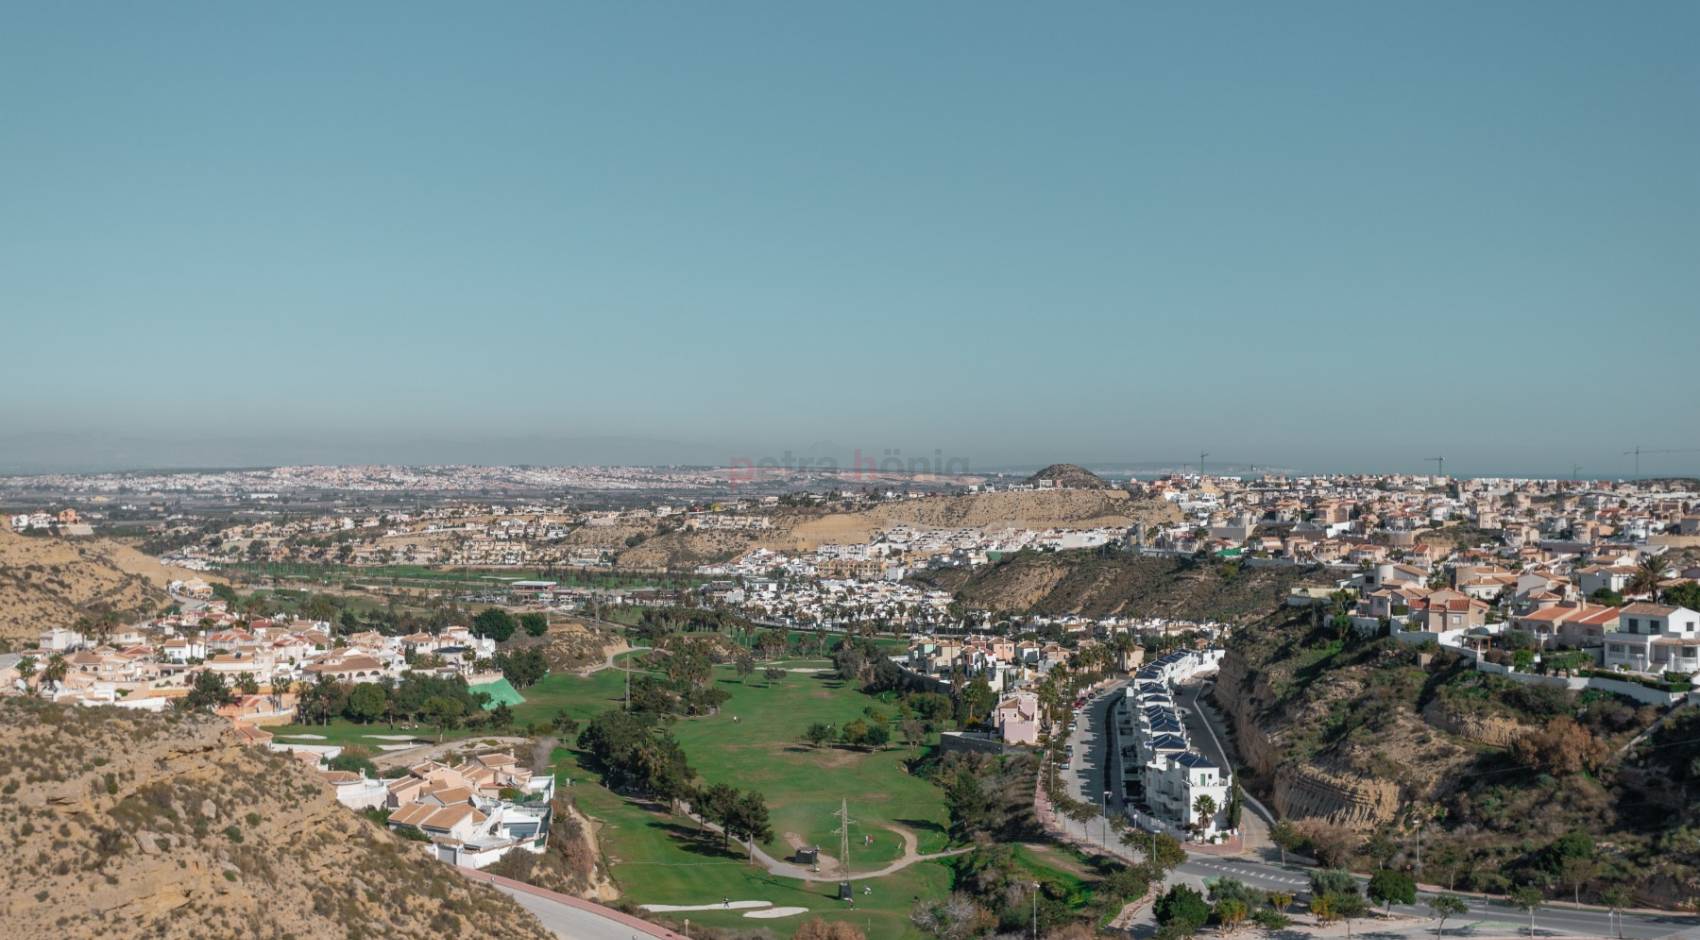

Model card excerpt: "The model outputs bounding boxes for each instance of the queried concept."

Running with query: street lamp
[1031,881,1042,939]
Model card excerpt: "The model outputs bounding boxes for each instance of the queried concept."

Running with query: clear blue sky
[3,2,1696,476]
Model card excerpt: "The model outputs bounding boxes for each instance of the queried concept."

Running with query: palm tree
[16,656,37,694]
[1193,793,1218,835]
[1627,555,1668,600]
[41,653,68,693]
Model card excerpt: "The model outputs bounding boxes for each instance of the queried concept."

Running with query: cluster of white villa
[1114,649,1232,841]
[323,750,555,869]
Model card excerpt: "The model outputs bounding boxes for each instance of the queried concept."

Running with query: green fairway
[273,656,963,938]
[673,670,951,864]
[558,740,949,939]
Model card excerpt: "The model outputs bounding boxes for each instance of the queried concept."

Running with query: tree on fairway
[698,782,739,845]
[863,721,891,750]
[551,710,580,736]
[348,682,388,724]
[804,722,834,749]
[900,717,925,752]
[423,695,465,742]
[520,612,549,637]
[730,790,773,863]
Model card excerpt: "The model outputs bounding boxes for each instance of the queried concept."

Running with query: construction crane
[1198,451,1209,478]
[1571,464,1583,482]
[1425,456,1445,478]
[1623,445,1700,481]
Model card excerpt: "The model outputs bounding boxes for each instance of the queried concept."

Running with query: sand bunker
[641,901,771,913]
[744,907,808,919]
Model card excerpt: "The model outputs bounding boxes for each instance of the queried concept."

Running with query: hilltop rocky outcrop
[0,699,552,940]
[1023,464,1110,489]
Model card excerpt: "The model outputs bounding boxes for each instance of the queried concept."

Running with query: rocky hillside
[1212,612,1700,905]
[765,488,1180,553]
[0,529,188,649]
[0,699,552,940]
[919,551,1321,622]
[582,488,1181,569]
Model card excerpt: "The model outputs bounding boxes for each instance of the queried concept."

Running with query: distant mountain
[1024,463,1109,489]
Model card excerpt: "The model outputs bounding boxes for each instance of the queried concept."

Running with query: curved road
[461,868,686,940]
[1061,679,1700,939]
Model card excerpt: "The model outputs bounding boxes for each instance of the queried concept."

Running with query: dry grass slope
[0,529,199,648]
[925,551,1319,622]
[0,699,551,940]
[764,489,1180,552]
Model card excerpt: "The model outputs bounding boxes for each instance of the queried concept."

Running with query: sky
[2,2,1696,477]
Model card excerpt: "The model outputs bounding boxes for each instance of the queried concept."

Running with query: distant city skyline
[0,428,1692,482]
[3,3,1696,477]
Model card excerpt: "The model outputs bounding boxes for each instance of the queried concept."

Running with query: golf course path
[706,819,970,882]
[578,644,652,676]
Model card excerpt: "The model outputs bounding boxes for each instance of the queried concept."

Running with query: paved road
[1063,678,1700,939]
[461,869,685,940]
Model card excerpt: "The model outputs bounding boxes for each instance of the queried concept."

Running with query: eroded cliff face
[1213,648,1428,829]
[1421,698,1535,749]
[0,699,552,940]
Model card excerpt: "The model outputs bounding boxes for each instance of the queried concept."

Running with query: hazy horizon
[0,430,1689,482]
[4,3,1696,479]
